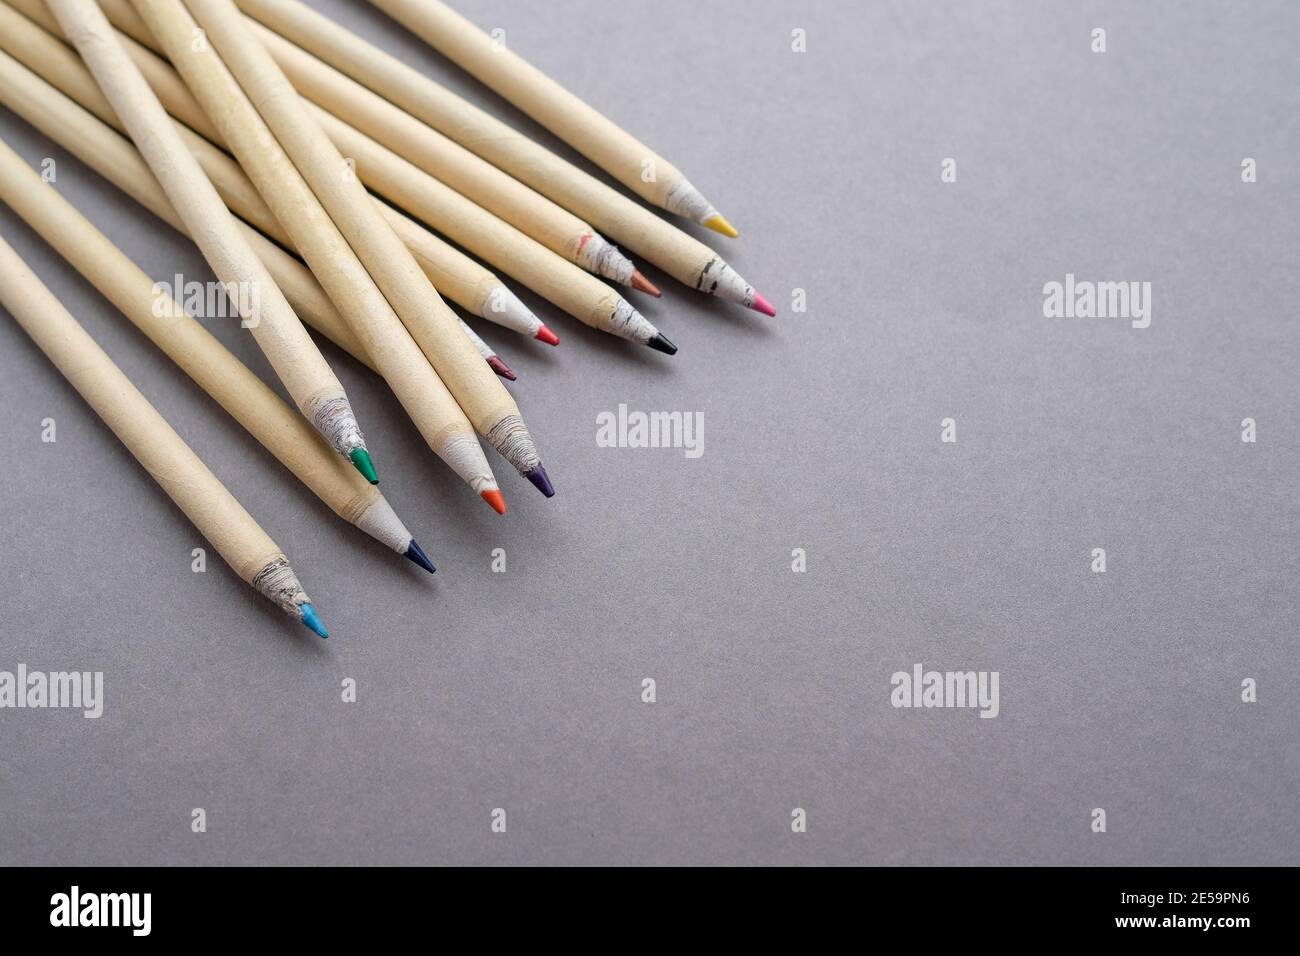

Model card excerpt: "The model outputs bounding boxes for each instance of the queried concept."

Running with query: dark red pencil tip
[630,270,661,298]
[535,325,560,346]
[487,355,516,380]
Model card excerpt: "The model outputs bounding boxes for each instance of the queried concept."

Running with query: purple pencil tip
[525,463,555,498]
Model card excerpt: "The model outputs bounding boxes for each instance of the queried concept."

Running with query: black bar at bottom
[0,866,1280,940]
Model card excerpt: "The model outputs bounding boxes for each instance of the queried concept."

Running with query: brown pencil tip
[630,270,661,297]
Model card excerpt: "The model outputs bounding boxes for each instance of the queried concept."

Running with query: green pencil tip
[299,602,329,639]
[350,447,378,484]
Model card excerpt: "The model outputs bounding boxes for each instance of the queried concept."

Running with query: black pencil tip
[647,332,677,355]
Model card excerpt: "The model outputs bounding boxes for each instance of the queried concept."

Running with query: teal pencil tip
[299,602,329,639]
[350,447,379,484]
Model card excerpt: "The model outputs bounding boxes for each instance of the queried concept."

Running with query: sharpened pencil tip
[750,291,777,317]
[299,603,329,638]
[350,448,379,484]
[535,325,560,346]
[704,213,739,238]
[404,539,436,574]
[647,332,678,355]
[525,463,555,498]
[631,270,662,297]
[481,489,507,514]
[487,355,517,380]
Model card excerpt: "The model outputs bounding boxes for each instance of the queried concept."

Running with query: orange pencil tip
[481,489,507,514]
[630,270,662,297]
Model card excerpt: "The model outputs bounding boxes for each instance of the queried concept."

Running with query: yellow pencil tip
[703,213,739,238]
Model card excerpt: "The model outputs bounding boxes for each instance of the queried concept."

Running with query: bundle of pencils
[0,0,772,637]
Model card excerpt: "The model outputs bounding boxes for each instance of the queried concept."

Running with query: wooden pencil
[184,0,553,497]
[243,18,659,297]
[0,42,373,371]
[0,136,436,571]
[313,105,674,354]
[0,232,330,636]
[0,2,541,369]
[457,316,515,381]
[367,0,737,238]
[223,0,775,316]
[0,45,520,496]
[43,0,380,484]
[383,196,552,343]
[135,0,505,513]
[6,0,555,345]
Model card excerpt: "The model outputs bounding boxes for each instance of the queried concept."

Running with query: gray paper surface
[0,0,1296,866]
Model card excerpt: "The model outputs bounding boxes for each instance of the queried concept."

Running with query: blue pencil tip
[404,539,436,574]
[299,603,329,639]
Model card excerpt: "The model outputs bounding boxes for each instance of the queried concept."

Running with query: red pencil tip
[481,489,507,514]
[535,325,560,346]
[630,270,661,297]
[750,291,777,317]
[487,355,517,380]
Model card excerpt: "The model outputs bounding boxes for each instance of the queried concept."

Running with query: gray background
[1,0,1296,866]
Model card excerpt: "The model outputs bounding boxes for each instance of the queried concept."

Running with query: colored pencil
[0,1,541,360]
[8,0,556,345]
[44,0,379,484]
[135,0,504,512]
[0,135,435,571]
[0,43,372,371]
[243,18,659,296]
[0,46,515,512]
[225,0,774,315]
[367,0,737,238]
[384,198,551,344]
[312,105,674,353]
[184,0,553,496]
[0,233,330,636]
[458,317,516,381]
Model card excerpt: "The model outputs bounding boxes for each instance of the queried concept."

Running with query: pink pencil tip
[750,291,777,317]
